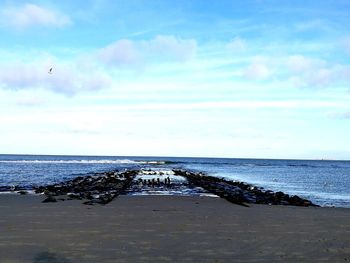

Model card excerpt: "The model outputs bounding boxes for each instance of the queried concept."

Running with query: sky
[1,0,350,159]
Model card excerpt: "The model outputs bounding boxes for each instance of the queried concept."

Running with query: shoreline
[0,194,349,262]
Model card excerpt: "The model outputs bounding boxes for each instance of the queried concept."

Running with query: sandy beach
[0,194,349,263]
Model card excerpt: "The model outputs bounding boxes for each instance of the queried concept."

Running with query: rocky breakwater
[173,169,318,207]
[34,170,138,205]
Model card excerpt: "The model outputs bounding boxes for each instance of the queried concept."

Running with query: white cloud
[343,37,350,55]
[98,35,197,67]
[341,66,350,81]
[244,62,271,80]
[285,55,349,88]
[287,55,326,73]
[16,96,45,107]
[144,35,197,61]
[0,61,112,95]
[306,68,333,87]
[241,54,350,89]
[99,39,140,66]
[226,37,246,53]
[1,4,71,29]
[286,55,332,87]
[329,111,350,119]
[287,55,313,73]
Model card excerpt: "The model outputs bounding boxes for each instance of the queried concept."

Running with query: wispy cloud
[0,3,71,29]
[66,100,348,112]
[98,35,197,68]
[294,19,331,32]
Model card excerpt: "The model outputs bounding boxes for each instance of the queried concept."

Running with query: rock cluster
[173,169,318,207]
[34,170,138,205]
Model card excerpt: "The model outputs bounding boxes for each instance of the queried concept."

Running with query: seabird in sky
[48,68,53,74]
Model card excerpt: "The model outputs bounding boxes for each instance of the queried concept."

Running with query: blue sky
[1,0,350,159]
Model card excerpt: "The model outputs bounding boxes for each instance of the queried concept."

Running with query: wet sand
[0,195,349,262]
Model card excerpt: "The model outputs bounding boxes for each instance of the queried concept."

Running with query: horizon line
[0,153,348,162]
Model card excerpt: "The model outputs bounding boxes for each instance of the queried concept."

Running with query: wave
[286,164,319,168]
[0,159,169,165]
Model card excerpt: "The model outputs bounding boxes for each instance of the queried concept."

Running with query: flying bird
[48,68,53,74]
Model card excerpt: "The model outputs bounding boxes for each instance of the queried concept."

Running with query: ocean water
[0,154,349,208]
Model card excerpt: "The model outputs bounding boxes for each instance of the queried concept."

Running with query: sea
[0,154,349,208]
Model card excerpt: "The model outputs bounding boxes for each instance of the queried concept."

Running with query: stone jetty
[173,169,317,207]
[34,168,317,207]
[34,170,138,205]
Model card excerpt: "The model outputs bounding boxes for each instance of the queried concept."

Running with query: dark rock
[42,196,57,203]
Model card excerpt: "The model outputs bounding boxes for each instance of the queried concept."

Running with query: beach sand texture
[0,195,349,262]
